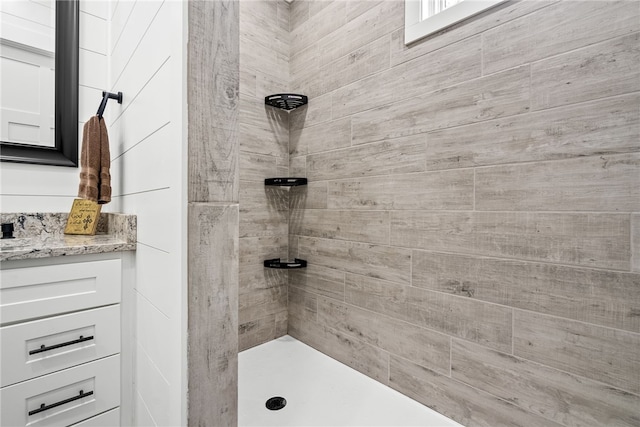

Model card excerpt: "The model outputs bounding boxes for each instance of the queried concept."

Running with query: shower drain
[265,396,287,411]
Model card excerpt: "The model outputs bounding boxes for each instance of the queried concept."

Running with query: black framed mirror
[0,0,79,167]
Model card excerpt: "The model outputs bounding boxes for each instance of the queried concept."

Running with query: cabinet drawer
[1,355,120,427]
[1,305,121,387]
[72,408,120,427]
[0,259,121,324]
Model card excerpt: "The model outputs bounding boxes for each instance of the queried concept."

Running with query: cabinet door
[72,408,120,427]
[0,355,120,427]
[1,305,120,387]
[0,259,121,324]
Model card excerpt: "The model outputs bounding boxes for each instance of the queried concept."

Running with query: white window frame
[405,0,506,45]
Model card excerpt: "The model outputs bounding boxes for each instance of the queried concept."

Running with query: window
[405,0,506,44]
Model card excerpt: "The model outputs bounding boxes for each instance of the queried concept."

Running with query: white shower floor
[239,335,463,427]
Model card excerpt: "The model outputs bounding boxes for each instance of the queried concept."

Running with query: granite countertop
[0,212,136,261]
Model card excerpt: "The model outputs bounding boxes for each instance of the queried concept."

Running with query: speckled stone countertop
[0,212,136,261]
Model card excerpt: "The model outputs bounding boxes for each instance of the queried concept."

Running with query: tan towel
[78,116,111,204]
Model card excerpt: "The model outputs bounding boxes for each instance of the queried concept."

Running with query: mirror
[0,0,79,167]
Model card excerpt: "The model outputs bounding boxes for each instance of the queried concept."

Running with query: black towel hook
[97,91,123,119]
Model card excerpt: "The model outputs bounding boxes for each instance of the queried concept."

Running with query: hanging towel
[78,115,111,204]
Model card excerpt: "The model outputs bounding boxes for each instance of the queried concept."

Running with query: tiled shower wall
[287,1,640,426]
[238,1,292,350]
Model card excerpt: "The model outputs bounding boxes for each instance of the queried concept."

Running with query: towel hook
[97,91,123,119]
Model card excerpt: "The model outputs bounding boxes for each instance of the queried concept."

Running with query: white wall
[0,0,109,211]
[0,1,188,425]
[108,0,187,425]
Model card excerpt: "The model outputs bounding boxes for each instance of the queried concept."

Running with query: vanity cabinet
[0,253,132,427]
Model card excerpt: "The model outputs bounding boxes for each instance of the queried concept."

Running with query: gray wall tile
[290,209,389,244]
[307,136,425,181]
[297,237,411,284]
[350,65,528,145]
[412,250,640,333]
[345,273,512,352]
[188,203,239,426]
[483,0,640,74]
[475,154,640,212]
[531,33,640,111]
[451,339,640,427]
[318,298,451,375]
[426,94,640,170]
[391,211,631,270]
[327,170,474,210]
[514,310,640,395]
[389,356,565,427]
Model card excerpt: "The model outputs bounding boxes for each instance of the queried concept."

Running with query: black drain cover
[265,396,287,411]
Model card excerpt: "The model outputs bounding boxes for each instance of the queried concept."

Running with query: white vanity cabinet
[0,253,133,427]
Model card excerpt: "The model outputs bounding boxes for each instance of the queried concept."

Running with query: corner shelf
[265,94,308,111]
[265,178,307,187]
[263,258,307,269]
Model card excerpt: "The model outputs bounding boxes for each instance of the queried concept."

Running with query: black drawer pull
[28,389,94,416]
[29,335,94,355]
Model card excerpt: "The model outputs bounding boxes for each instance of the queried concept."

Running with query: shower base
[239,335,463,427]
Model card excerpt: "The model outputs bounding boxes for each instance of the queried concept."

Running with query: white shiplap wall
[108,1,187,426]
[0,1,109,211]
[1,1,188,425]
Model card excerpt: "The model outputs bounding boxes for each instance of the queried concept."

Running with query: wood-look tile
[297,236,411,284]
[350,65,528,145]
[289,0,309,31]
[345,273,512,352]
[289,92,332,131]
[239,123,288,160]
[289,263,345,301]
[475,154,640,212]
[255,70,290,97]
[291,0,346,54]
[332,36,482,120]
[239,205,287,238]
[425,94,640,170]
[239,235,288,267]
[451,339,640,427]
[290,117,351,156]
[307,136,425,181]
[187,203,238,427]
[289,182,327,210]
[239,284,287,324]
[189,125,239,203]
[389,1,558,67]
[189,0,239,203]
[327,169,473,210]
[288,318,390,384]
[239,152,280,182]
[239,69,256,97]
[288,285,318,323]
[531,33,640,111]
[633,214,640,273]
[514,310,640,395]
[345,0,382,22]
[240,184,289,211]
[389,356,564,427]
[321,36,390,94]
[239,313,277,351]
[240,10,289,63]
[412,250,640,333]
[483,0,640,74]
[317,0,403,66]
[318,298,450,375]
[276,1,289,32]
[391,211,631,270]
[290,209,389,244]
[289,155,306,177]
